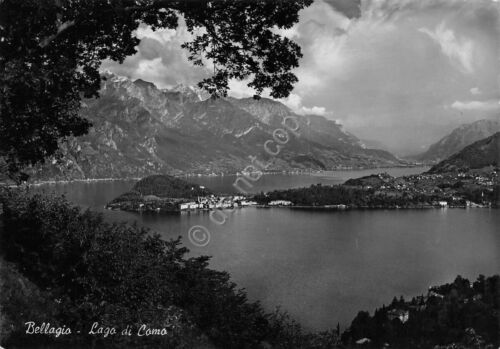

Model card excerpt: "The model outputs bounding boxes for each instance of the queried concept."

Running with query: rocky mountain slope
[416,119,500,163]
[31,73,404,180]
[428,132,500,173]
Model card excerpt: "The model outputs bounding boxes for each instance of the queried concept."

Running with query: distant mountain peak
[428,132,500,173]
[168,83,211,101]
[416,118,500,163]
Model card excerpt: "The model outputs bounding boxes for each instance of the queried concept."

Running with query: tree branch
[40,19,76,48]
[39,0,182,49]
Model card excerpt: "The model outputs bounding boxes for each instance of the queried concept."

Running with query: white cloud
[102,0,500,154]
[135,26,178,42]
[227,79,255,99]
[451,100,500,111]
[279,93,329,116]
[470,87,482,95]
[100,20,211,89]
[292,0,500,153]
[419,22,475,74]
[227,80,331,116]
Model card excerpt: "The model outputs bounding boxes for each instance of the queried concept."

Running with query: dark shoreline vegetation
[253,171,498,209]
[1,188,499,349]
[250,167,498,209]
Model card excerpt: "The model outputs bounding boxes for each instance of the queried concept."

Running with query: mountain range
[31,73,404,180]
[428,132,500,173]
[415,119,500,163]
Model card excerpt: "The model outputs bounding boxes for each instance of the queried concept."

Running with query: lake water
[33,167,500,331]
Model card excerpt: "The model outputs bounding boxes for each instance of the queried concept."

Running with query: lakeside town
[105,192,286,212]
[105,167,498,212]
[255,168,498,209]
[341,168,498,208]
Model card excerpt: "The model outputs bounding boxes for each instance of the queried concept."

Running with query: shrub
[0,190,237,347]
[0,189,340,348]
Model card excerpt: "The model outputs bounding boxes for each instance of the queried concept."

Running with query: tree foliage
[342,275,500,348]
[131,174,212,198]
[0,0,312,178]
[0,189,339,348]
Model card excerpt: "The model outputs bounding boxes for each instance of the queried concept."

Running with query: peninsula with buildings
[253,168,497,209]
[105,174,259,212]
[107,133,499,212]
[255,133,499,209]
[106,170,497,212]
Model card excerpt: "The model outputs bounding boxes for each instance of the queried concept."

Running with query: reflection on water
[31,168,500,330]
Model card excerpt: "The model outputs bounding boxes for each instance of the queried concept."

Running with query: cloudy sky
[102,0,500,155]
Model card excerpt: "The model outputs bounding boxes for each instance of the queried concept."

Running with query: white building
[268,200,293,206]
[180,202,197,210]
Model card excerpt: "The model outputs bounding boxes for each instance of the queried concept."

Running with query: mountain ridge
[30,73,405,181]
[415,119,500,163]
[428,132,500,173]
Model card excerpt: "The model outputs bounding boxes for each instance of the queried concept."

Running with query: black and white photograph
[0,0,499,348]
